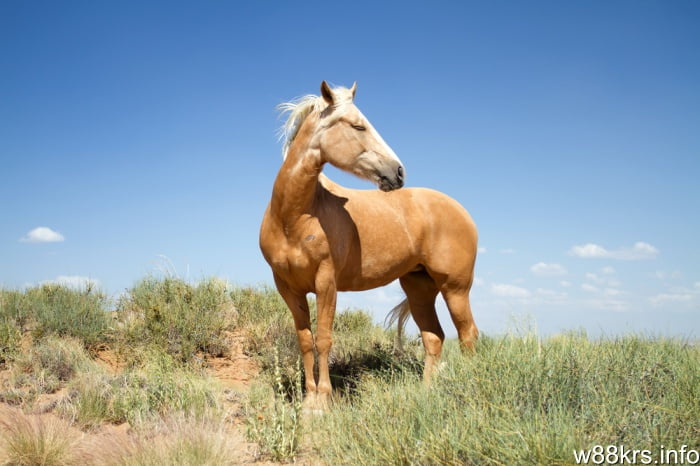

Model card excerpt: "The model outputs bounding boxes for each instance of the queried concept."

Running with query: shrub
[62,348,220,429]
[115,277,236,364]
[24,284,111,350]
[0,289,31,329]
[0,318,21,367]
[8,336,96,397]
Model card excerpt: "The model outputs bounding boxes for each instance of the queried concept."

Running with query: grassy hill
[1,278,697,464]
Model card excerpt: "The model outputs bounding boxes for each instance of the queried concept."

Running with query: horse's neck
[270,126,323,227]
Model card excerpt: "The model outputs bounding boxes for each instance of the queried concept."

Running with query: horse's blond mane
[277,85,355,159]
[277,94,324,159]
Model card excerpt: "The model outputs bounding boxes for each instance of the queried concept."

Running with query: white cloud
[581,283,599,293]
[472,277,485,287]
[655,270,682,281]
[491,283,531,298]
[601,266,616,275]
[569,242,659,260]
[535,288,568,300]
[499,249,515,255]
[477,247,487,254]
[570,243,608,258]
[604,288,623,297]
[41,275,100,289]
[587,298,629,312]
[649,293,693,306]
[20,227,65,243]
[585,272,621,288]
[560,281,572,288]
[530,262,568,277]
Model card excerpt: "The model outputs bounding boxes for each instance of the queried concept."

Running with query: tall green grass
[312,332,700,465]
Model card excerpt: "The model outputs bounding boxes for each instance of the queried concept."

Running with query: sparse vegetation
[61,348,220,429]
[0,406,80,466]
[25,284,111,350]
[115,277,237,365]
[245,351,303,462]
[0,280,698,465]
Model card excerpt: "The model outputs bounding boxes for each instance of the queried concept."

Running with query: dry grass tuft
[0,407,80,466]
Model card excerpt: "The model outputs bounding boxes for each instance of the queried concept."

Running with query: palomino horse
[260,81,478,409]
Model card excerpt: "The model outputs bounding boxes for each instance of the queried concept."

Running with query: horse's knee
[420,330,444,356]
[296,328,314,353]
[315,334,332,355]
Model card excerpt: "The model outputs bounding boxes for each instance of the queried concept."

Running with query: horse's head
[316,81,404,191]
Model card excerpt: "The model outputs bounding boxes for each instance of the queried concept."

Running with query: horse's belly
[336,247,418,291]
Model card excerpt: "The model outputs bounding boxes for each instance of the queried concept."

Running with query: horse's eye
[351,124,366,131]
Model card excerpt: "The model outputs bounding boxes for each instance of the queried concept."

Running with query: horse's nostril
[397,166,404,180]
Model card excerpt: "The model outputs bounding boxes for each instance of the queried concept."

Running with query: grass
[115,276,237,365]
[245,351,304,462]
[25,284,111,350]
[311,332,700,465]
[112,417,241,466]
[0,406,80,466]
[61,348,221,429]
[1,280,698,465]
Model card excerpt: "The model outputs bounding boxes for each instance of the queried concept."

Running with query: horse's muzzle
[379,165,405,191]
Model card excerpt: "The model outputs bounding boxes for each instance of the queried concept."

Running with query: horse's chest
[262,233,326,289]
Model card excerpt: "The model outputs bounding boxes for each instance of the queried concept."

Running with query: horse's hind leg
[399,272,443,383]
[441,284,479,353]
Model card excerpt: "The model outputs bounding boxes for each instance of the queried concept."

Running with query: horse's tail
[384,298,411,351]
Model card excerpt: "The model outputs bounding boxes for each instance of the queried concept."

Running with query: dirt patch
[94,347,126,374]
[207,330,260,391]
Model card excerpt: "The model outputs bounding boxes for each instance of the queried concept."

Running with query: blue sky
[2,1,699,337]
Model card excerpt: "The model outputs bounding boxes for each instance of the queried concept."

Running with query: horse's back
[398,187,478,281]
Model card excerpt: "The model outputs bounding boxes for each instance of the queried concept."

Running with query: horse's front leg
[314,263,337,409]
[273,274,317,402]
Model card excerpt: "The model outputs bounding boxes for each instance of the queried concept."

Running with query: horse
[259,81,478,410]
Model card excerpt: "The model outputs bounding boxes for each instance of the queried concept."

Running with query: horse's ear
[350,81,357,99]
[321,81,334,105]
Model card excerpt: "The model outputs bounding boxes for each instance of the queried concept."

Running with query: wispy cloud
[535,288,568,300]
[569,242,658,260]
[499,249,515,255]
[586,298,630,312]
[581,283,599,293]
[530,262,567,277]
[20,227,65,243]
[41,275,100,289]
[649,293,693,306]
[491,283,531,298]
[585,272,621,288]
